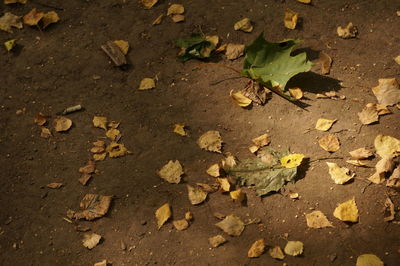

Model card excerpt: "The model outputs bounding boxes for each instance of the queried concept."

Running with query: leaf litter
[158,160,184,184]
[234,18,253,32]
[73,194,112,221]
[326,162,354,184]
[269,246,285,260]
[197,130,222,153]
[315,118,336,131]
[284,9,298,30]
[319,134,340,152]
[0,12,23,33]
[356,254,384,266]
[215,215,245,236]
[53,117,72,132]
[372,78,400,106]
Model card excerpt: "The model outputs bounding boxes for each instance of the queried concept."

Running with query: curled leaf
[155,203,171,230]
[234,18,253,32]
[113,40,129,55]
[319,51,332,74]
[288,87,303,99]
[23,8,44,26]
[337,22,358,39]
[284,9,298,30]
[326,162,354,184]
[4,39,16,51]
[42,11,60,29]
[173,124,187,136]
[231,91,252,107]
[140,0,158,8]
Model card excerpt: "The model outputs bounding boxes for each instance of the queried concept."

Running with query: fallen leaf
[173,219,189,231]
[187,185,207,205]
[248,239,266,258]
[337,22,358,39]
[0,12,23,33]
[327,162,354,184]
[217,178,231,192]
[167,4,184,15]
[346,160,368,167]
[296,0,311,4]
[206,164,221,177]
[108,121,120,129]
[316,91,345,100]
[138,78,156,90]
[106,142,129,158]
[185,211,193,221]
[90,145,105,154]
[269,246,285,260]
[197,130,222,153]
[356,254,384,266]
[367,103,391,116]
[368,157,395,184]
[252,134,270,147]
[284,9,298,30]
[78,173,92,185]
[34,112,48,126]
[173,124,187,136]
[319,134,340,152]
[288,88,303,99]
[40,127,52,138]
[349,148,373,160]
[93,116,108,130]
[158,160,184,184]
[106,128,121,141]
[395,55,400,65]
[234,18,253,32]
[23,8,44,26]
[280,154,304,168]
[222,154,237,169]
[387,166,400,187]
[333,198,359,222]
[42,11,60,29]
[305,210,333,228]
[82,233,101,249]
[284,241,304,256]
[53,117,72,132]
[74,194,112,220]
[196,183,215,193]
[140,0,158,8]
[225,43,245,60]
[384,197,395,222]
[113,40,129,55]
[215,215,245,236]
[94,260,107,266]
[231,91,252,107]
[201,35,219,57]
[289,191,299,199]
[175,34,217,61]
[79,161,96,174]
[319,51,332,74]
[46,182,63,189]
[372,78,400,106]
[4,0,28,4]
[155,203,171,229]
[93,153,107,161]
[230,189,246,202]
[315,118,336,131]
[152,14,163,25]
[208,235,227,248]
[4,39,16,51]
[249,145,259,153]
[374,135,400,158]
[358,105,379,125]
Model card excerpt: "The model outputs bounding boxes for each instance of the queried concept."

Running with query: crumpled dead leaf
[280,154,304,168]
[23,8,44,26]
[230,189,246,203]
[288,88,303,100]
[222,154,237,170]
[46,182,63,189]
[4,0,28,4]
[173,219,189,231]
[82,233,101,249]
[367,103,391,116]
[315,118,336,131]
[234,18,253,32]
[319,51,332,75]
[337,22,358,39]
[0,12,23,33]
[106,128,121,141]
[316,91,346,100]
[319,134,340,152]
[113,40,129,55]
[93,116,108,130]
[138,78,156,90]
[327,162,354,184]
[106,142,130,158]
[387,165,400,187]
[140,0,158,8]
[217,178,231,192]
[248,239,266,258]
[215,215,245,236]
[53,117,72,132]
[358,105,379,125]
[155,203,171,229]
[225,43,245,60]
[173,124,187,136]
[74,194,112,220]
[197,130,222,153]
[252,134,270,147]
[269,246,285,260]
[206,164,221,177]
[231,91,252,107]
[158,160,184,184]
[42,11,60,29]
[284,241,303,256]
[40,127,52,138]
[383,197,395,222]
[187,185,207,205]
[296,0,311,4]
[349,147,373,160]
[94,260,107,266]
[372,78,400,106]
[306,210,333,228]
[333,198,359,222]
[208,235,227,248]
[356,254,384,266]
[34,112,48,126]
[284,9,298,30]
[368,157,395,184]
[374,135,400,158]
[167,4,184,22]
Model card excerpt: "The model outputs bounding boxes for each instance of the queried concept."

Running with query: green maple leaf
[241,33,313,91]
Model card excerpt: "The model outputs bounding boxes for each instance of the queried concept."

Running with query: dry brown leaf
[337,22,358,39]
[315,118,336,131]
[155,203,171,229]
[374,135,400,158]
[221,154,237,169]
[252,134,270,147]
[171,14,185,23]
[93,116,108,130]
[4,0,28,4]
[367,103,391,116]
[289,191,299,199]
[395,55,400,65]
[79,160,96,174]
[82,233,101,249]
[208,235,227,248]
[185,211,193,221]
[284,9,298,30]
[230,189,246,203]
[249,145,259,153]
[46,182,63,189]
[42,11,60,29]
[269,246,285,260]
[368,157,395,184]
[0,12,23,33]
[113,40,129,55]
[106,128,121,141]
[187,185,208,205]
[349,147,373,160]
[215,43,227,53]
[78,173,92,185]
[197,130,222,153]
[94,260,107,266]
[108,121,120,129]
[74,194,112,220]
[305,210,333,228]
[158,160,184,184]
[53,117,72,132]
[288,88,303,99]
[93,153,107,161]
[138,78,155,90]
[384,197,395,222]
[387,166,400,187]
[234,18,253,32]
[319,134,340,152]
[34,112,47,126]
[206,164,221,177]
[217,178,230,192]
[173,124,187,136]
[40,127,52,138]
[346,160,368,167]
[106,142,129,158]
[173,219,189,231]
[231,91,252,107]
[23,8,44,26]
[167,4,184,15]
[319,51,332,75]
[152,14,163,25]
[90,146,105,154]
[372,78,400,106]
[358,105,379,125]
[333,198,359,222]
[215,215,245,236]
[248,239,266,258]
[296,0,311,3]
[356,254,384,266]
[140,0,158,8]
[327,162,354,184]
[225,43,245,60]
[196,183,215,193]
[284,241,304,256]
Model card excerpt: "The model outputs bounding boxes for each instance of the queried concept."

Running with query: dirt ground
[1,0,400,265]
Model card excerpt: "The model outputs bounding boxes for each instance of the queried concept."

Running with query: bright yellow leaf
[113,40,129,55]
[173,124,187,136]
[280,154,304,168]
[138,78,155,90]
[315,118,336,131]
[333,198,359,222]
[4,39,16,51]
[284,9,298,30]
[231,91,252,107]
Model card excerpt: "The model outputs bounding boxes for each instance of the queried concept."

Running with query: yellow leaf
[171,14,185,23]
[4,39,16,51]
[138,78,155,90]
[152,14,163,25]
[106,142,129,158]
[249,145,259,153]
[200,35,219,57]
[333,198,359,222]
[247,239,266,258]
[234,18,253,32]
[197,130,222,153]
[326,162,354,184]
[53,116,72,132]
[42,11,60,29]
[349,147,373,159]
[217,178,230,192]
[346,160,368,167]
[158,160,184,184]
[106,128,121,141]
[5,0,28,4]
[288,191,299,199]
[280,154,304,168]
[94,260,107,266]
[82,233,101,249]
[269,246,285,260]
[319,134,340,152]
[230,189,246,202]
[358,105,379,125]
[92,116,108,130]
[284,241,303,256]
[113,40,129,55]
[155,203,171,230]
[173,219,189,231]
[167,4,184,15]
[173,124,187,136]
[337,22,358,39]
[0,12,23,33]
[296,0,311,4]
[184,211,193,221]
[315,118,336,131]
[371,78,400,106]
[206,164,220,177]
[284,9,298,30]
[374,135,400,158]
[230,91,252,107]
[23,8,44,26]
[215,43,227,53]
[93,152,107,161]
[140,0,158,8]
[356,254,384,266]
[187,185,208,205]
[305,210,333,228]
[221,154,237,169]
[252,134,270,147]
[395,55,400,65]
[288,87,303,99]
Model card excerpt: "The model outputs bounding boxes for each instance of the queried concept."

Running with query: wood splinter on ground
[101,41,127,66]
